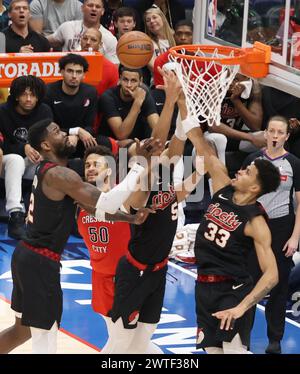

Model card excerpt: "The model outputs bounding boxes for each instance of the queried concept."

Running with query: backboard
[193,0,300,97]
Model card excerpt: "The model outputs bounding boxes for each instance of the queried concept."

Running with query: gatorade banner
[0,51,103,87]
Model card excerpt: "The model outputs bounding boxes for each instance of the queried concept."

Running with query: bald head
[81,28,102,52]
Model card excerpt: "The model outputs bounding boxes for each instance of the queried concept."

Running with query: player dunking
[0,119,161,354]
[179,107,281,354]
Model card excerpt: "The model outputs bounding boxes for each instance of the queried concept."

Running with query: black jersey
[195,185,266,279]
[221,95,251,151]
[24,161,76,255]
[44,80,97,134]
[129,166,178,264]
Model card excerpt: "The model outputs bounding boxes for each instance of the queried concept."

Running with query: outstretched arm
[177,99,231,194]
[43,163,146,216]
[212,216,278,330]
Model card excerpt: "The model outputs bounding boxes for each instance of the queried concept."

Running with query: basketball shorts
[109,256,167,329]
[91,271,115,316]
[11,242,62,330]
[195,278,253,349]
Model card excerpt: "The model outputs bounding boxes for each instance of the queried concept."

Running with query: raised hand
[156,66,182,104]
[135,137,164,160]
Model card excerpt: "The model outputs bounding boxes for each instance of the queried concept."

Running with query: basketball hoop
[169,41,271,126]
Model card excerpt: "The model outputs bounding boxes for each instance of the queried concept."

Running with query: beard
[55,142,76,158]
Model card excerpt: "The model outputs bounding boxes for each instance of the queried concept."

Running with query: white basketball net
[170,47,240,126]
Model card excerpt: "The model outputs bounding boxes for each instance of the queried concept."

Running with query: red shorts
[91,270,115,316]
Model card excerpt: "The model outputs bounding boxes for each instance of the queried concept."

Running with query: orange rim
[169,44,247,65]
[169,42,271,78]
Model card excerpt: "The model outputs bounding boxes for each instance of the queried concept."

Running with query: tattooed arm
[212,215,278,330]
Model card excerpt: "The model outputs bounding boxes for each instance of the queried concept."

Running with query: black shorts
[109,256,167,329]
[195,278,253,349]
[11,242,62,330]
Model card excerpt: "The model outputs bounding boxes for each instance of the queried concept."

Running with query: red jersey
[77,210,130,275]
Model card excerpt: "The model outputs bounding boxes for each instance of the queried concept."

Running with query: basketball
[116,31,154,69]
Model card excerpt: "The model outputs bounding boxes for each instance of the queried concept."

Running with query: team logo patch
[205,202,242,231]
[128,310,139,325]
[151,185,176,210]
[196,328,205,345]
[13,127,28,143]
[83,98,90,107]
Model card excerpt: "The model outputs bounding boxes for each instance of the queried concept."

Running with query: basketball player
[178,107,280,354]
[100,89,205,354]
[0,119,162,354]
[77,144,157,351]
[243,116,300,354]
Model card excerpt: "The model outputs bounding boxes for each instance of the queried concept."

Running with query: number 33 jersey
[195,185,267,279]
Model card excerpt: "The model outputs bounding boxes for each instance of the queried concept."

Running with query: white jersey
[52,20,119,64]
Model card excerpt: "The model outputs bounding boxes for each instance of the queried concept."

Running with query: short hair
[28,118,53,151]
[58,53,89,72]
[84,145,115,163]
[9,75,45,105]
[83,0,104,6]
[254,158,281,197]
[113,7,137,23]
[174,19,193,32]
[8,0,29,12]
[118,64,143,79]
[266,115,291,134]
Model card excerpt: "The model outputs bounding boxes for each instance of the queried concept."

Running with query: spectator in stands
[80,27,118,136]
[29,0,82,37]
[144,5,176,72]
[209,73,265,153]
[0,0,10,31]
[0,75,52,240]
[153,19,193,139]
[47,0,118,64]
[44,53,98,159]
[4,0,50,53]
[80,28,118,97]
[113,6,137,39]
[138,0,185,30]
[101,0,122,35]
[98,65,158,140]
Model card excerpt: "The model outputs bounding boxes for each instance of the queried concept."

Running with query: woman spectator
[144,6,175,72]
[138,0,185,30]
